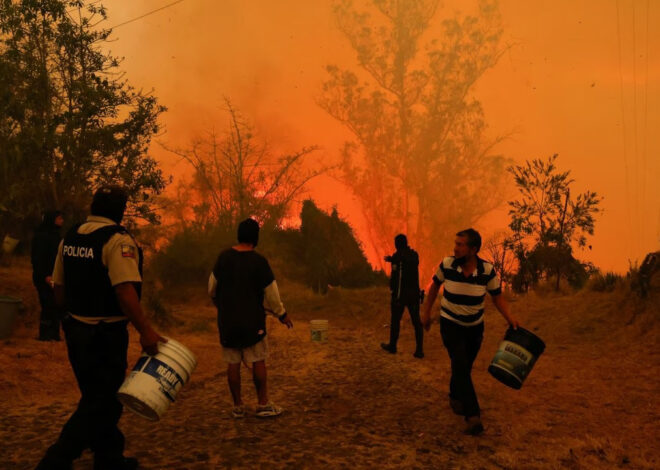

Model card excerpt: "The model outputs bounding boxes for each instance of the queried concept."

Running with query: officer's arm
[115,282,164,355]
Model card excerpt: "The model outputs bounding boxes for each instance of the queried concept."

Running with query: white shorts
[222,337,268,364]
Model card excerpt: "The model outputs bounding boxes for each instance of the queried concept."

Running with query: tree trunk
[555,190,570,291]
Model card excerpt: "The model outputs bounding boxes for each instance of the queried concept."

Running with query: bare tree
[163,100,324,230]
[484,231,515,289]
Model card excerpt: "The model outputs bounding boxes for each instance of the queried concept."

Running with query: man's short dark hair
[238,218,259,246]
[91,186,128,224]
[456,228,481,253]
[394,234,408,250]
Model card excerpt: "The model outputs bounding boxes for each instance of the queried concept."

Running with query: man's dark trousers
[389,296,423,353]
[38,318,128,469]
[35,282,61,340]
[440,317,484,418]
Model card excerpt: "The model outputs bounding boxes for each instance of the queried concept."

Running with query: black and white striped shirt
[432,256,502,327]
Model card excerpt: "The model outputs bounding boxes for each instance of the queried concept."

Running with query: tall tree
[163,100,323,232]
[507,154,602,290]
[0,0,167,238]
[319,0,509,274]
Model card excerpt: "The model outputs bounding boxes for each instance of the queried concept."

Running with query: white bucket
[310,319,329,343]
[2,235,19,254]
[117,338,197,421]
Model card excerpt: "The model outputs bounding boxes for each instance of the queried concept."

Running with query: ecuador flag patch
[121,244,136,258]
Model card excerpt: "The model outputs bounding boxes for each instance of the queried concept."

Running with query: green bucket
[0,296,21,339]
[488,327,545,389]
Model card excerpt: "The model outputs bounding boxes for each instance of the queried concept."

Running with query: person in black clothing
[381,234,424,358]
[36,187,164,470]
[32,210,64,341]
[208,218,293,418]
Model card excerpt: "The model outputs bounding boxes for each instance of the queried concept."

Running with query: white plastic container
[310,319,329,343]
[2,235,19,254]
[117,338,197,421]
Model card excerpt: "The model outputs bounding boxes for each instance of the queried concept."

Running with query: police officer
[381,234,424,358]
[36,186,164,470]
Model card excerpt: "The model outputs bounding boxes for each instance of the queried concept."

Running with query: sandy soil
[1,260,658,469]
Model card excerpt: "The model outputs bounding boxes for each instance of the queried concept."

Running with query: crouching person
[208,218,293,418]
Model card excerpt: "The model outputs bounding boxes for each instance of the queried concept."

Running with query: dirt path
[1,283,658,469]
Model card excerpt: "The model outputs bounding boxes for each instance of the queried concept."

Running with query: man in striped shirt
[421,228,519,435]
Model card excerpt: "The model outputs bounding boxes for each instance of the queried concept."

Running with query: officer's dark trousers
[38,318,128,469]
[440,317,484,418]
[35,282,61,340]
[389,297,424,353]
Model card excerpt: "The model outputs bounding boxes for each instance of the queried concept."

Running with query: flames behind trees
[161,99,325,233]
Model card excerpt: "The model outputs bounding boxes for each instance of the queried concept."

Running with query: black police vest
[62,224,142,318]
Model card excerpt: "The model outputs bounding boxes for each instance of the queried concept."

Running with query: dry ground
[1,258,658,469]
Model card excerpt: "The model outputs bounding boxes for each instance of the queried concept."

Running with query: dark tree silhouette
[0,0,167,239]
[506,154,602,290]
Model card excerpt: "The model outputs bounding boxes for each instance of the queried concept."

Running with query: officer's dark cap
[91,186,128,224]
[237,218,259,247]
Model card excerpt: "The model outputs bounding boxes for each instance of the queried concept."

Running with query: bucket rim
[159,339,197,364]
[160,338,197,361]
[504,326,545,352]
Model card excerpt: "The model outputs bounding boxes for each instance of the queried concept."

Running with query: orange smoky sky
[100,0,659,274]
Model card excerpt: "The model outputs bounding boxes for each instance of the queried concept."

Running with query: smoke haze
[102,0,659,273]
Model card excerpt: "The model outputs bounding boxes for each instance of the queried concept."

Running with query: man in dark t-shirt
[208,218,293,418]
